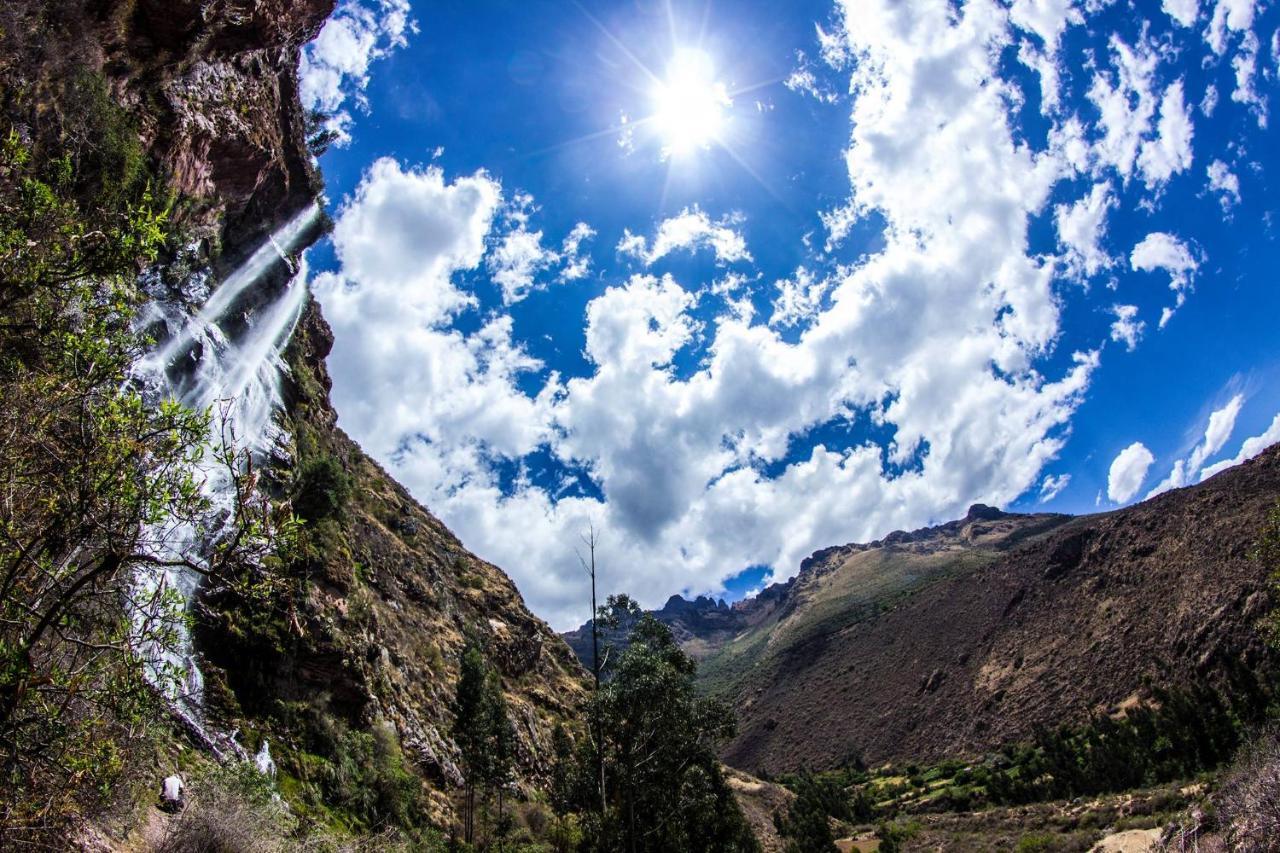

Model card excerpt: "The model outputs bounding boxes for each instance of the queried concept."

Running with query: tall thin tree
[578,523,606,816]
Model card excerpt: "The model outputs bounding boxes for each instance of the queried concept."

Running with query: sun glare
[650,48,731,158]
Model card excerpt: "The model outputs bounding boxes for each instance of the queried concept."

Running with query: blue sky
[298,0,1280,628]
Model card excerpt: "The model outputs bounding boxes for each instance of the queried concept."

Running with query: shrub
[152,764,295,853]
[1215,726,1280,849]
[293,455,352,522]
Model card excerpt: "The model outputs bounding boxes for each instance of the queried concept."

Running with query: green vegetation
[453,639,517,846]
[0,76,295,841]
[550,612,759,853]
[293,454,353,522]
[773,774,844,852]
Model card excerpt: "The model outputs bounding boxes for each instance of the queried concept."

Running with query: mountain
[564,504,1071,684]
[722,449,1280,774]
[565,452,1280,777]
[0,0,586,831]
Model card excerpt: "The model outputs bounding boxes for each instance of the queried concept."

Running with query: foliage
[980,682,1253,805]
[0,103,295,839]
[304,109,343,158]
[292,454,352,522]
[774,773,839,853]
[453,640,516,846]
[1214,725,1280,850]
[556,614,758,853]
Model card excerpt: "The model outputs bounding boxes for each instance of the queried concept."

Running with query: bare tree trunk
[581,523,606,817]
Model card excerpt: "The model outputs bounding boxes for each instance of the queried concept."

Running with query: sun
[650,48,731,158]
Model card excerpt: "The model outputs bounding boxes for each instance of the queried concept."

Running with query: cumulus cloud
[1109,304,1145,351]
[300,0,414,146]
[1088,35,1161,180]
[1137,80,1196,189]
[1108,442,1155,503]
[1038,472,1072,503]
[769,268,832,328]
[1009,0,1084,110]
[313,0,1280,628]
[1056,182,1116,280]
[1199,412,1280,479]
[489,228,558,304]
[619,208,752,266]
[311,158,554,464]
[560,223,597,281]
[1163,0,1200,26]
[1146,394,1244,496]
[1207,159,1242,209]
[1130,232,1200,326]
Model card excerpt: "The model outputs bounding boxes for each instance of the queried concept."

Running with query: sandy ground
[1090,828,1161,852]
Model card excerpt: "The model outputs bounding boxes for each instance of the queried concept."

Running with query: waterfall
[129,203,318,756]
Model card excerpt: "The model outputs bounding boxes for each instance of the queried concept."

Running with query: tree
[570,614,759,853]
[578,523,606,817]
[774,774,840,853]
[452,639,516,848]
[453,642,490,844]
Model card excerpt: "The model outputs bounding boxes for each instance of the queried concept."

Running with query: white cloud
[1056,181,1115,280]
[1087,35,1161,180]
[560,223,597,281]
[1038,472,1072,502]
[1137,80,1195,189]
[1163,0,1200,26]
[1207,159,1242,209]
[312,158,552,464]
[1108,442,1155,503]
[1147,394,1245,495]
[1109,304,1145,351]
[769,268,832,328]
[1231,31,1268,126]
[1009,0,1084,110]
[312,0,1148,628]
[1202,84,1220,116]
[618,207,752,266]
[489,228,558,304]
[786,52,841,104]
[1130,232,1200,325]
[1207,0,1259,55]
[1199,412,1280,479]
[300,0,413,146]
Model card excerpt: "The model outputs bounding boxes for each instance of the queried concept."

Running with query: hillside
[0,0,586,833]
[719,446,1280,775]
[563,505,1072,699]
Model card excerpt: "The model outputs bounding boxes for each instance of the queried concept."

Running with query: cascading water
[129,203,319,757]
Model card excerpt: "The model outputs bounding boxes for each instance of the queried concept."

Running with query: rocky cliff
[1,0,586,828]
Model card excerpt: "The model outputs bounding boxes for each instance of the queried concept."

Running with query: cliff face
[194,300,586,820]
[3,0,587,825]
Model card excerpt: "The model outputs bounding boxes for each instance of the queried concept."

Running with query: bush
[293,455,352,522]
[152,765,295,853]
[1215,727,1280,849]
[1014,833,1056,853]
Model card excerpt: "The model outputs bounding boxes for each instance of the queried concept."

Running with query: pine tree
[453,641,490,844]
